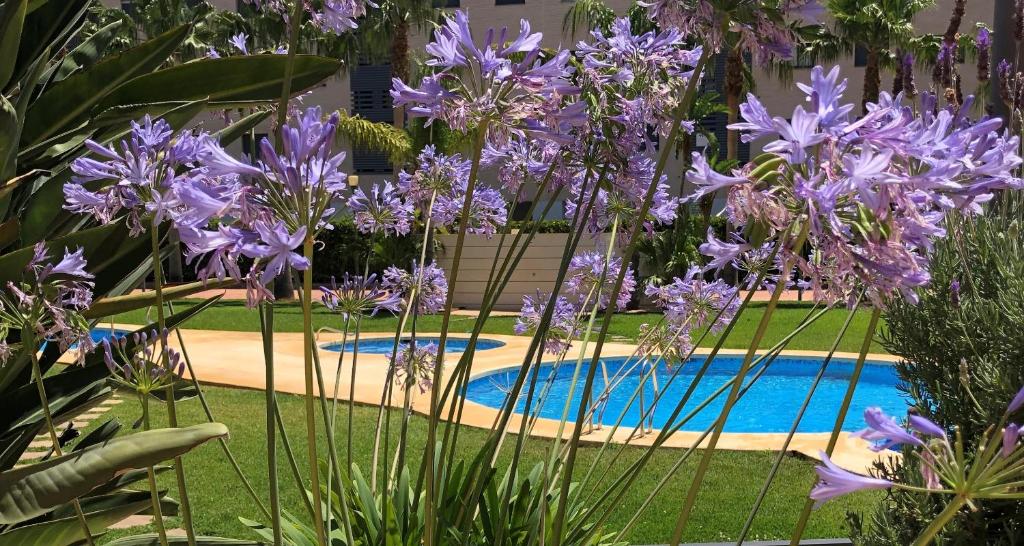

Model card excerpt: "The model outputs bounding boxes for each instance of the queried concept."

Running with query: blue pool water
[321,336,506,355]
[65,327,131,349]
[465,355,909,433]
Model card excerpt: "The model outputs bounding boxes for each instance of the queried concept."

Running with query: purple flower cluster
[692,66,1023,306]
[514,292,581,355]
[381,262,449,315]
[347,182,414,236]
[66,116,208,236]
[640,266,738,359]
[320,274,402,320]
[813,389,1024,506]
[66,107,354,307]
[0,244,95,364]
[391,11,580,143]
[564,251,636,311]
[641,0,821,63]
[565,155,679,236]
[102,329,186,395]
[241,0,372,35]
[393,342,438,393]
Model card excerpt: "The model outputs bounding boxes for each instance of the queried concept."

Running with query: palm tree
[823,0,934,111]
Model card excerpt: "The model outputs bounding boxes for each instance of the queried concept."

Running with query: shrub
[852,203,1024,544]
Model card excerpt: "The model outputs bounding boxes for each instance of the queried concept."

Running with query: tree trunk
[725,45,743,163]
[391,18,410,176]
[862,48,881,113]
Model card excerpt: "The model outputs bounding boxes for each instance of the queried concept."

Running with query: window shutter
[350,62,394,174]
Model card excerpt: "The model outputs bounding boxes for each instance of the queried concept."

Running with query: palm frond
[562,0,617,37]
[334,111,414,165]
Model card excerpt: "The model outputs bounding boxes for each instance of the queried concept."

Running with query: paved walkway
[107,324,894,474]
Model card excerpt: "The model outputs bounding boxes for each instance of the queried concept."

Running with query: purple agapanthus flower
[391,11,580,143]
[692,65,1023,307]
[66,116,211,236]
[246,221,310,282]
[381,262,449,315]
[393,342,438,393]
[810,451,893,506]
[645,266,739,333]
[514,292,580,355]
[103,330,186,394]
[347,182,414,236]
[853,407,926,452]
[1004,424,1021,458]
[564,251,636,311]
[0,243,96,365]
[320,273,402,320]
[242,0,372,35]
[1010,385,1024,414]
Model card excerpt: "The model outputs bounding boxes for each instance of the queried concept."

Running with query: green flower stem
[141,393,169,546]
[259,303,283,546]
[274,0,305,150]
[151,221,197,546]
[300,236,327,546]
[913,495,967,546]
[325,316,350,523]
[309,338,356,544]
[165,301,271,521]
[25,332,95,546]
[422,122,490,546]
[789,306,883,545]
[668,227,809,545]
[736,297,860,544]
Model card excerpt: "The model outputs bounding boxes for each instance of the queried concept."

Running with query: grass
[89,386,881,545]
[107,298,888,354]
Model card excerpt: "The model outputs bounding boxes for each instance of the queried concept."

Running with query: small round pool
[321,336,506,355]
[465,355,908,434]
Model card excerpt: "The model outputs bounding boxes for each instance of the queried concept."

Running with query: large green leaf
[85,278,235,319]
[97,55,342,110]
[106,535,267,545]
[44,20,123,83]
[0,496,152,546]
[214,109,273,147]
[21,24,190,145]
[0,95,17,181]
[0,0,28,90]
[0,422,229,524]
[8,0,87,91]
[92,99,210,144]
[0,221,128,284]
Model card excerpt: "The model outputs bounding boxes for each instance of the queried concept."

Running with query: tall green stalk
[141,392,170,546]
[789,307,882,544]
[25,330,96,546]
[150,220,197,546]
[260,303,283,546]
[668,227,808,544]
[300,236,327,546]
[913,496,967,546]
[550,44,715,546]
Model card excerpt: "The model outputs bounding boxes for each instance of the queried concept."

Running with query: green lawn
[89,387,881,544]
[107,299,888,354]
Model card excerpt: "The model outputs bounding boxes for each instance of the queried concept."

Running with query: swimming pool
[321,336,506,355]
[68,327,131,349]
[464,354,908,434]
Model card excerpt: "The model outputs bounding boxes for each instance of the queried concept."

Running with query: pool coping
[101,324,896,473]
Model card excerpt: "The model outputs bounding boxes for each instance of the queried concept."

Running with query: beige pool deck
[111,324,897,474]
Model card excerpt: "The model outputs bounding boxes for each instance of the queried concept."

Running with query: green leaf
[105,534,267,545]
[214,109,273,146]
[0,0,28,90]
[84,278,235,319]
[0,95,17,181]
[0,221,126,284]
[45,20,123,83]
[0,496,153,546]
[21,24,190,145]
[10,0,88,89]
[97,55,341,110]
[0,422,229,524]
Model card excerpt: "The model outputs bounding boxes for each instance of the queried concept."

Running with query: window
[120,0,136,17]
[854,44,868,67]
[496,0,525,5]
[432,0,460,7]
[350,62,394,174]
